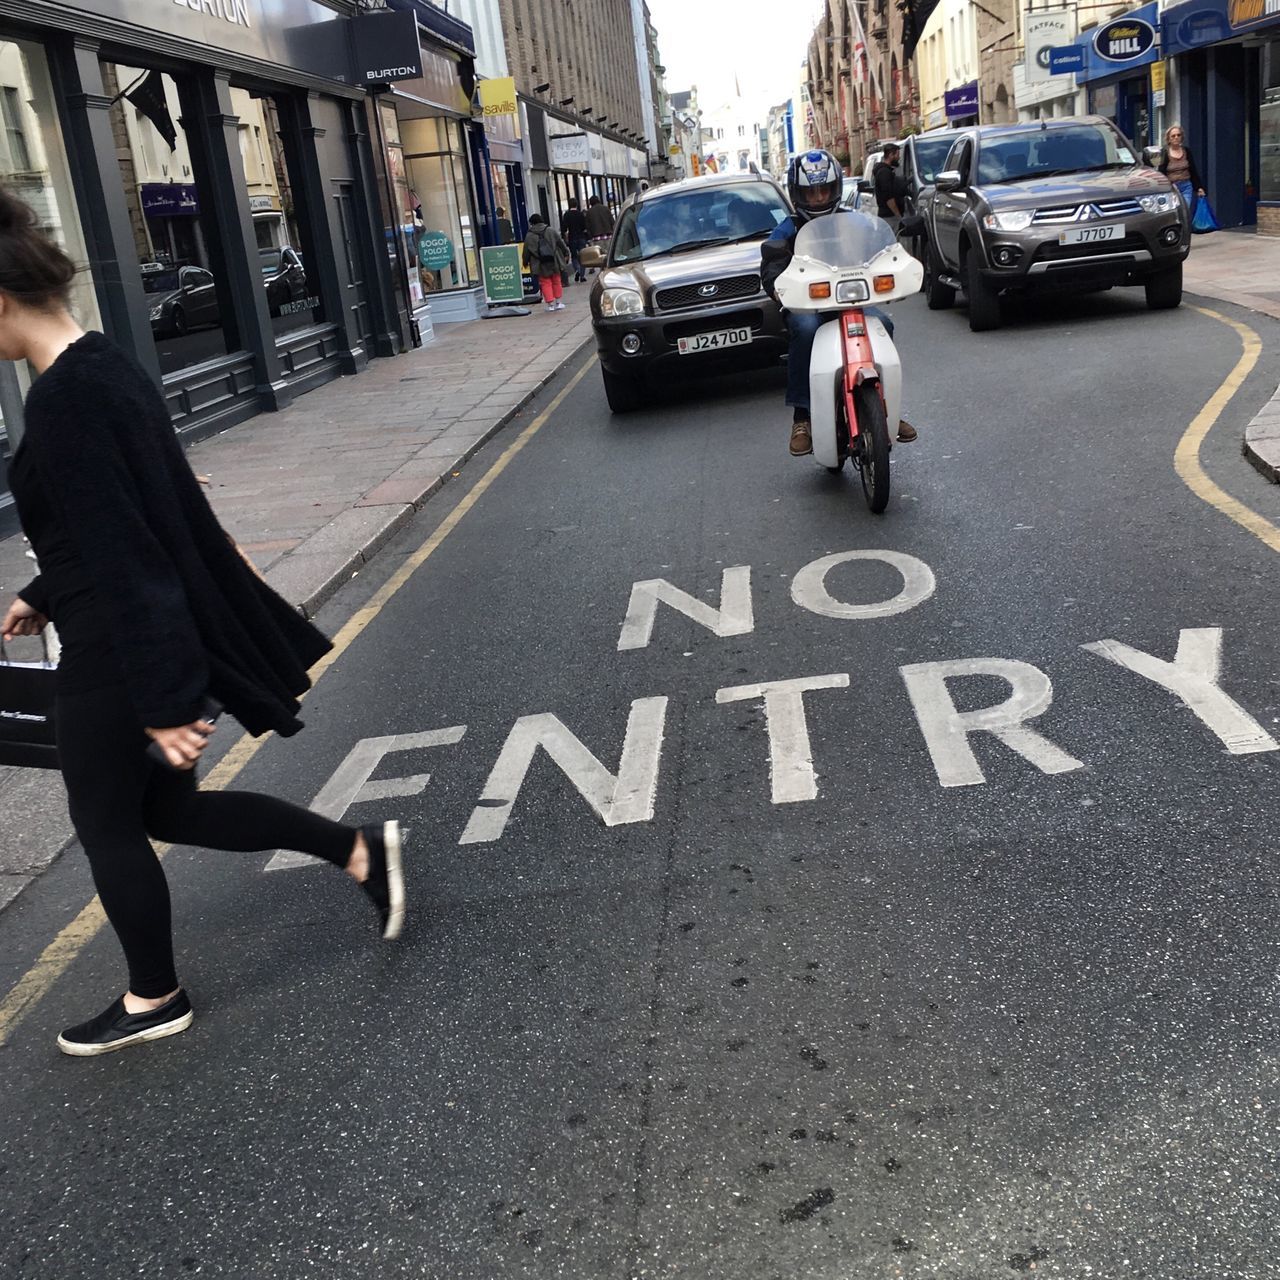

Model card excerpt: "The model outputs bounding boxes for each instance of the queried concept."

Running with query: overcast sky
[646,0,824,115]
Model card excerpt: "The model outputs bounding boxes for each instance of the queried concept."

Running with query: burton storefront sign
[480,245,524,304]
[1094,16,1157,60]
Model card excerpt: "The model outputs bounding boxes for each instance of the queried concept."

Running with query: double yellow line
[0,358,594,1049]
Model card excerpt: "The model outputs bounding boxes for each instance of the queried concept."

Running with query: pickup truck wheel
[602,367,646,414]
[965,253,1002,332]
[1145,262,1183,311]
[924,243,955,311]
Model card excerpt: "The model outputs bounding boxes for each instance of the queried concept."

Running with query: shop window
[0,37,100,510]
[401,116,480,294]
[230,89,324,339]
[103,62,233,378]
[1260,43,1280,202]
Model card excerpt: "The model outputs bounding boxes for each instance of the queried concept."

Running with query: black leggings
[55,683,355,999]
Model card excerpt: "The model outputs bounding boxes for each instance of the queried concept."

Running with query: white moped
[774,214,922,513]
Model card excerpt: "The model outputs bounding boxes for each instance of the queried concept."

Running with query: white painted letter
[265,726,467,871]
[716,673,850,804]
[459,697,668,844]
[791,549,936,620]
[617,566,753,651]
[1083,627,1278,755]
[900,658,1084,788]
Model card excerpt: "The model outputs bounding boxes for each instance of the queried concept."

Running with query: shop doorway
[333,183,375,349]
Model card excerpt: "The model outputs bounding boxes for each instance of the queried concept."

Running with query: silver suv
[920,117,1190,331]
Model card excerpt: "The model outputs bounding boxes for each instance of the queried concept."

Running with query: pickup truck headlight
[1139,192,1176,214]
[600,287,643,318]
[982,210,1034,232]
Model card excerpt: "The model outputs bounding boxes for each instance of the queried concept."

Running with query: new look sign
[1094,15,1157,60]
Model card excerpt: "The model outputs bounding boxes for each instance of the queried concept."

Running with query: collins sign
[1093,16,1157,60]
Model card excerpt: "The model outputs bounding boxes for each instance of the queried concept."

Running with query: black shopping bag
[0,636,58,769]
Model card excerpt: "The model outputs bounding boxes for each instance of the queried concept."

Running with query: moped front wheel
[853,382,890,514]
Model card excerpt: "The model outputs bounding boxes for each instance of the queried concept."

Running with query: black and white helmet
[787,148,843,222]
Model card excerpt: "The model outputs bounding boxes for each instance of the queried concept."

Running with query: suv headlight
[983,210,1034,232]
[149,305,164,320]
[1139,192,1176,214]
[600,287,643,318]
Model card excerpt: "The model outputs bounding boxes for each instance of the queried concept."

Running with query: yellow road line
[0,358,595,1049]
[1177,308,1280,554]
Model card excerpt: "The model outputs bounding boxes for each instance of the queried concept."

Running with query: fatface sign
[1025,8,1075,83]
[1094,16,1157,60]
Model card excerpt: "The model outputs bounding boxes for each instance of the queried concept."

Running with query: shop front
[370,3,485,330]
[0,0,407,527]
[1068,4,1161,154]
[944,81,980,127]
[1161,0,1279,230]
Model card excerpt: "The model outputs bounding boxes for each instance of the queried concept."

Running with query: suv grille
[655,273,762,312]
[1031,198,1144,225]
[663,307,765,341]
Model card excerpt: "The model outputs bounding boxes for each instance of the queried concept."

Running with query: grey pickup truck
[918,116,1191,332]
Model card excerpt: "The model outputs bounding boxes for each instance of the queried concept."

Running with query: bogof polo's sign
[1094,16,1156,59]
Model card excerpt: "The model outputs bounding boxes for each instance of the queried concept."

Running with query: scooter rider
[762,148,918,457]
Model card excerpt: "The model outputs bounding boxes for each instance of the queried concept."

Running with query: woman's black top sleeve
[21,333,331,735]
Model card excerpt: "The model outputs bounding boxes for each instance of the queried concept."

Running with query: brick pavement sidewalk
[1181,228,1280,485]
[0,298,595,911]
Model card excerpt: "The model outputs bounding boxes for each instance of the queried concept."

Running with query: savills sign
[171,0,252,26]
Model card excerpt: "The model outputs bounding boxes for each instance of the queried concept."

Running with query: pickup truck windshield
[612,185,790,264]
[976,125,1132,184]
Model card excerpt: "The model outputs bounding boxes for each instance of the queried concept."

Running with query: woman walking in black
[0,190,405,1057]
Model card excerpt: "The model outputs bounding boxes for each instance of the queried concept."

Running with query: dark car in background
[143,263,220,337]
[920,117,1190,331]
[589,171,792,412]
[259,245,308,316]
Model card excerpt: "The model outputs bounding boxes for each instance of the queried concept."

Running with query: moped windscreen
[794,212,896,269]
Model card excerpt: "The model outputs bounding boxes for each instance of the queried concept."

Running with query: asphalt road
[4,285,1280,1280]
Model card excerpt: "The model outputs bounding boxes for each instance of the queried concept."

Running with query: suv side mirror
[1142,145,1163,168]
[935,170,963,193]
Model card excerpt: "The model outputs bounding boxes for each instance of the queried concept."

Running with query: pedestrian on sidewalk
[523,214,570,311]
[0,189,406,1058]
[585,194,614,242]
[495,205,515,245]
[1158,125,1205,219]
[561,197,589,282]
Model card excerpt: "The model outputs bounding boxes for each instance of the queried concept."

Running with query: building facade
[805,0,921,172]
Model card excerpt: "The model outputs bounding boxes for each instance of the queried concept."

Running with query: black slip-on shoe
[359,820,405,941]
[57,989,193,1057]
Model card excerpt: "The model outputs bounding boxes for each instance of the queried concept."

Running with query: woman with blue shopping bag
[1158,125,1216,230]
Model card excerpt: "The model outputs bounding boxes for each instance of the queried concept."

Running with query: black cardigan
[1159,146,1203,192]
[18,333,331,736]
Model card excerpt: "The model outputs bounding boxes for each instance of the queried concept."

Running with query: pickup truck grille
[655,274,761,312]
[1031,233,1148,263]
[1031,198,1144,225]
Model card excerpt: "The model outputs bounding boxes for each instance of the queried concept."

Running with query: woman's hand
[1197,187,1206,197]
[144,719,217,771]
[2,598,48,640]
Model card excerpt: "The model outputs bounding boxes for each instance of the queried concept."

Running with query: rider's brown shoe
[790,419,813,456]
[897,419,918,443]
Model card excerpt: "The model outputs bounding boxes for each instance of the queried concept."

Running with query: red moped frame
[838,307,883,454]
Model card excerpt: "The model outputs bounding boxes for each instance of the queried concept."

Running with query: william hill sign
[1094,16,1157,59]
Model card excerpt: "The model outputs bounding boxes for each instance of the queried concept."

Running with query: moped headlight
[835,279,870,303]
[1139,192,1175,214]
[982,210,1034,232]
[600,287,643,318]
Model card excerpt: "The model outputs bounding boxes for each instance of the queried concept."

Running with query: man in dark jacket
[873,143,905,222]
[762,149,917,456]
[561,197,589,281]
[585,195,614,240]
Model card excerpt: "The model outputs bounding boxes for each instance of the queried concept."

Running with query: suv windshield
[611,183,790,264]
[914,136,957,184]
[976,124,1134,184]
